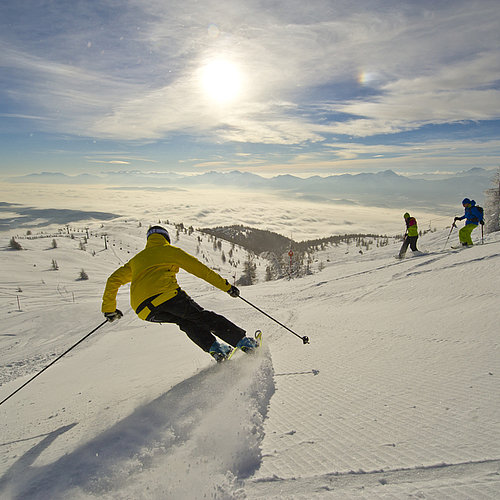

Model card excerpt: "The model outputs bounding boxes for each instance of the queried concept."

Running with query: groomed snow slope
[1,224,499,499]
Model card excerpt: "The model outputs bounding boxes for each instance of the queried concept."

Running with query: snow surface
[1,220,499,499]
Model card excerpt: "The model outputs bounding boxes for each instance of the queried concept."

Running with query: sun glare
[200,59,243,103]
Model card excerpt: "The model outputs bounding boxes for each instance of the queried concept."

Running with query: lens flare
[358,71,378,86]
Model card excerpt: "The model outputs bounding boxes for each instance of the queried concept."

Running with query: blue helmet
[462,198,471,206]
[147,225,171,243]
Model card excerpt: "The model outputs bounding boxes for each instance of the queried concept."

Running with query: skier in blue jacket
[454,198,484,246]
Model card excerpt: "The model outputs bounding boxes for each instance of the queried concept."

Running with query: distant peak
[377,169,399,177]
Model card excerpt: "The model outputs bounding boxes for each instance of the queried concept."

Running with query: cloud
[0,41,140,137]
[0,112,53,121]
[0,0,499,152]
[88,160,131,165]
[0,180,454,241]
[327,51,500,137]
[233,138,500,175]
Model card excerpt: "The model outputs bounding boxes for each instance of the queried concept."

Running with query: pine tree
[265,266,273,281]
[238,255,257,285]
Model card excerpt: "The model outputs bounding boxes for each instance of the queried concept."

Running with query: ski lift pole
[239,296,310,344]
[0,319,108,407]
[443,221,456,250]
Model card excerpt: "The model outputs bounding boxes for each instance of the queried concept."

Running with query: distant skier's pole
[0,320,108,407]
[443,222,456,250]
[239,296,310,344]
[481,223,484,244]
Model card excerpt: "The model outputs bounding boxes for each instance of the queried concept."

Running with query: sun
[199,59,243,103]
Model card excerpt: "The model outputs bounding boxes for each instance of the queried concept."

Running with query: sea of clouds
[0,183,452,240]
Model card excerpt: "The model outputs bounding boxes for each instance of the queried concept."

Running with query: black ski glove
[480,220,484,225]
[227,285,240,298]
[104,309,123,322]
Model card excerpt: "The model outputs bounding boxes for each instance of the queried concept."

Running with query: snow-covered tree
[484,167,500,233]
[9,237,22,250]
[237,255,257,286]
[265,266,273,281]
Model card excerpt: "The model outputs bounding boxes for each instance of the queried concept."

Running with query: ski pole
[481,223,484,244]
[239,296,310,344]
[0,319,108,407]
[443,221,456,250]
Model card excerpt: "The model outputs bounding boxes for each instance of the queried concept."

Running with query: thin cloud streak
[188,138,500,175]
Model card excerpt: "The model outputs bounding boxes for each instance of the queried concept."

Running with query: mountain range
[4,167,496,209]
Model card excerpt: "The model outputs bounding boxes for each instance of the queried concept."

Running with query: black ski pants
[399,235,418,257]
[140,289,245,352]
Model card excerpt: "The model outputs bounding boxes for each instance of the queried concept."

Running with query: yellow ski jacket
[101,233,231,316]
[405,216,418,237]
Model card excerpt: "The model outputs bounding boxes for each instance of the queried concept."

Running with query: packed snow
[1,216,499,499]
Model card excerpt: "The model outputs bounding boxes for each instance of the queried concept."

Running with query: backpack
[475,205,484,224]
[476,205,484,219]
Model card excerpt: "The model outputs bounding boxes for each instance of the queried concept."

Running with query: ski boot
[209,340,233,362]
[236,336,259,353]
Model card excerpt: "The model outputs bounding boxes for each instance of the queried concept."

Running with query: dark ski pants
[142,289,245,352]
[399,235,418,257]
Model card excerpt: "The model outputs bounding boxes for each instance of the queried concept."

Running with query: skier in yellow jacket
[101,226,257,361]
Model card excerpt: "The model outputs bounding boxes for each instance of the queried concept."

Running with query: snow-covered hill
[1,221,499,499]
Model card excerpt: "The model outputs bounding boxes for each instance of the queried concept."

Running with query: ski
[255,329,263,345]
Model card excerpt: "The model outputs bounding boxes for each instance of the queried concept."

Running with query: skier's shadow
[0,423,77,494]
[1,358,273,499]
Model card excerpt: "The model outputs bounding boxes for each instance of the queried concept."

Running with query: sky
[0,0,499,178]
